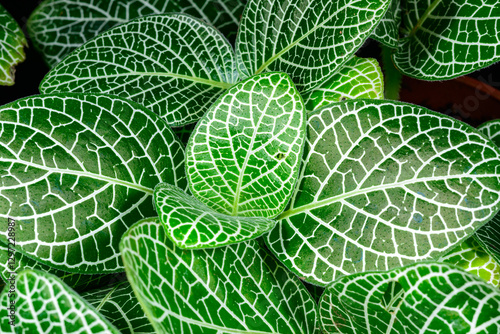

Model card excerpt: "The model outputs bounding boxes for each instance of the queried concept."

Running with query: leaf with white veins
[0,269,119,334]
[394,0,500,80]
[319,262,500,333]
[155,183,276,249]
[0,4,27,86]
[28,0,246,67]
[186,72,306,218]
[40,14,238,127]
[370,0,401,48]
[440,237,500,287]
[236,0,391,91]
[267,99,500,286]
[0,94,185,273]
[120,218,319,334]
[303,57,384,112]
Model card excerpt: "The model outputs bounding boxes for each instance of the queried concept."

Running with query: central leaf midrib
[278,173,496,220]
[86,71,233,89]
[4,159,154,195]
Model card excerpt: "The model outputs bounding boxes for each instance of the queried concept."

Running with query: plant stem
[381,45,402,100]
[409,0,442,38]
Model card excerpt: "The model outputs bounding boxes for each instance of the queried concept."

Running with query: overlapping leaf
[236,0,390,92]
[120,218,319,334]
[186,72,305,218]
[440,237,500,287]
[82,281,154,334]
[0,4,27,86]
[0,269,119,334]
[0,94,185,273]
[0,241,120,292]
[155,183,275,249]
[303,57,384,112]
[267,99,500,286]
[393,0,500,80]
[319,262,500,333]
[370,0,401,48]
[40,14,239,127]
[28,0,246,67]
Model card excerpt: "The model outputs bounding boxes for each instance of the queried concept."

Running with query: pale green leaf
[393,0,500,80]
[39,14,238,127]
[0,241,120,292]
[28,0,246,68]
[236,0,390,92]
[303,57,384,112]
[0,4,27,86]
[154,183,276,249]
[267,99,500,286]
[0,269,119,334]
[319,262,500,333]
[0,93,186,273]
[440,237,500,287]
[82,281,154,334]
[186,72,306,218]
[370,0,401,48]
[120,218,320,334]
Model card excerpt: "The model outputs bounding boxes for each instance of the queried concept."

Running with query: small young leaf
[0,94,186,273]
[370,0,401,48]
[267,99,500,286]
[0,4,27,86]
[319,262,500,333]
[155,183,276,249]
[0,269,120,334]
[186,72,306,218]
[303,57,384,112]
[0,241,121,292]
[120,218,319,334]
[394,0,500,80]
[440,237,500,287]
[40,14,238,127]
[236,0,391,91]
[82,281,154,334]
[28,0,246,67]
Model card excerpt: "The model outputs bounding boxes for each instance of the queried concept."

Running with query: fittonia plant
[2,0,500,332]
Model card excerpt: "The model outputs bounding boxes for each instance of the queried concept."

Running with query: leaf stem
[381,45,402,100]
[408,0,442,38]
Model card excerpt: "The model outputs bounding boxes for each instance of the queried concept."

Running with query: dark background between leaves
[1,0,500,126]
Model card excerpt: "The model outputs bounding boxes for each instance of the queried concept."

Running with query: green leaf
[475,119,500,263]
[0,93,186,273]
[393,0,500,80]
[0,241,120,292]
[186,72,306,218]
[267,99,500,286]
[370,0,401,48]
[120,218,319,334]
[319,262,500,333]
[440,237,500,287]
[303,57,384,112]
[39,14,238,127]
[0,269,119,334]
[28,0,246,68]
[0,4,27,86]
[82,281,154,334]
[154,183,275,249]
[236,0,391,91]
